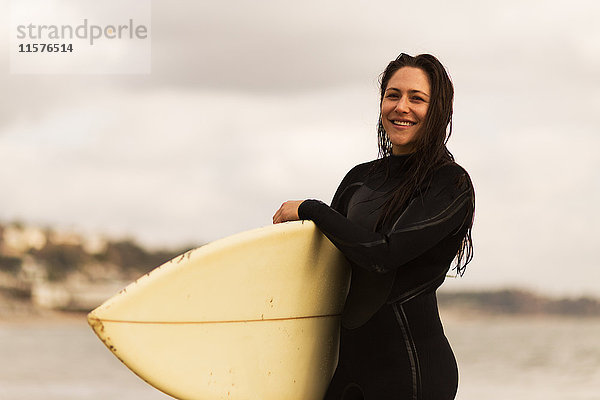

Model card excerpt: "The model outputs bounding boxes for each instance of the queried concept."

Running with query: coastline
[3,296,600,327]
[3,221,599,323]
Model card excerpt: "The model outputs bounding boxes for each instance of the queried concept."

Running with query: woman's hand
[272,200,304,224]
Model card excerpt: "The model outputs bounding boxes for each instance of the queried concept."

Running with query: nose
[395,96,410,113]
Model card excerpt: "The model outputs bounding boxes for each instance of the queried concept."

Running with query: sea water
[444,314,600,400]
[0,314,599,400]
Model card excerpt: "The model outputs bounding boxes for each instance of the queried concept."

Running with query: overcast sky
[1,0,599,296]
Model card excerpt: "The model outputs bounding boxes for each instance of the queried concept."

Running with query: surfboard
[87,220,351,400]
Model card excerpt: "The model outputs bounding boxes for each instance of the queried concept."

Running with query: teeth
[392,120,415,126]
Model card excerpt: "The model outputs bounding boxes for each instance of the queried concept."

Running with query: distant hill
[0,221,192,314]
[1,221,599,317]
[438,289,600,317]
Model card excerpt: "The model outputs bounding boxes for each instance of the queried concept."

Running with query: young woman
[273,53,475,400]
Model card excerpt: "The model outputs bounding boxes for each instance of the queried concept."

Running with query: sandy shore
[0,293,87,325]
[0,309,87,326]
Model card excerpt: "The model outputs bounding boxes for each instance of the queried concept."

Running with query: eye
[412,96,424,102]
[385,93,399,99]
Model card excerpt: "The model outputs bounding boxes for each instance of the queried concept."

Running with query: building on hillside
[1,225,47,256]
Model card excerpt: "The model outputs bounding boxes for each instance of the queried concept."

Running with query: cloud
[0,84,378,245]
[2,0,598,127]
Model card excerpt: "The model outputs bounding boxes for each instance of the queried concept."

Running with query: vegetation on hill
[0,221,192,313]
[24,239,186,282]
[0,221,190,281]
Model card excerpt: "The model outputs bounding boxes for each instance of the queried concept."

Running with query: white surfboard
[88,221,351,400]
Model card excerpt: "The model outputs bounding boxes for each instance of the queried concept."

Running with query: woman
[273,53,474,400]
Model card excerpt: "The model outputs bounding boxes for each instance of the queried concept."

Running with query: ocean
[1,313,599,400]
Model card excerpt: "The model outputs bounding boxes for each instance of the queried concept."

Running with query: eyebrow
[386,87,430,98]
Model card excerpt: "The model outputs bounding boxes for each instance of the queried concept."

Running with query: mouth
[390,120,416,127]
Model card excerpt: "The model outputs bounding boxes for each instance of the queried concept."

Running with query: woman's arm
[295,165,473,273]
[272,162,369,224]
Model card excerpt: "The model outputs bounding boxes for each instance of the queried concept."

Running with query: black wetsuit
[298,154,474,400]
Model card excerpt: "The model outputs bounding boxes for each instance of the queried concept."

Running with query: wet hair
[375,53,474,275]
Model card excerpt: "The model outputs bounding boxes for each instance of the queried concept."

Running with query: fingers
[272,200,302,224]
[272,202,286,224]
[272,206,282,224]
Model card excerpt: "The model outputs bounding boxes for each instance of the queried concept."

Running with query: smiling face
[381,67,431,155]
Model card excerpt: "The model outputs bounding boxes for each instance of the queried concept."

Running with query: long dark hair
[376,53,474,275]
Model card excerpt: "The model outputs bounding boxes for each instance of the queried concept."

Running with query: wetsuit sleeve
[298,165,473,273]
